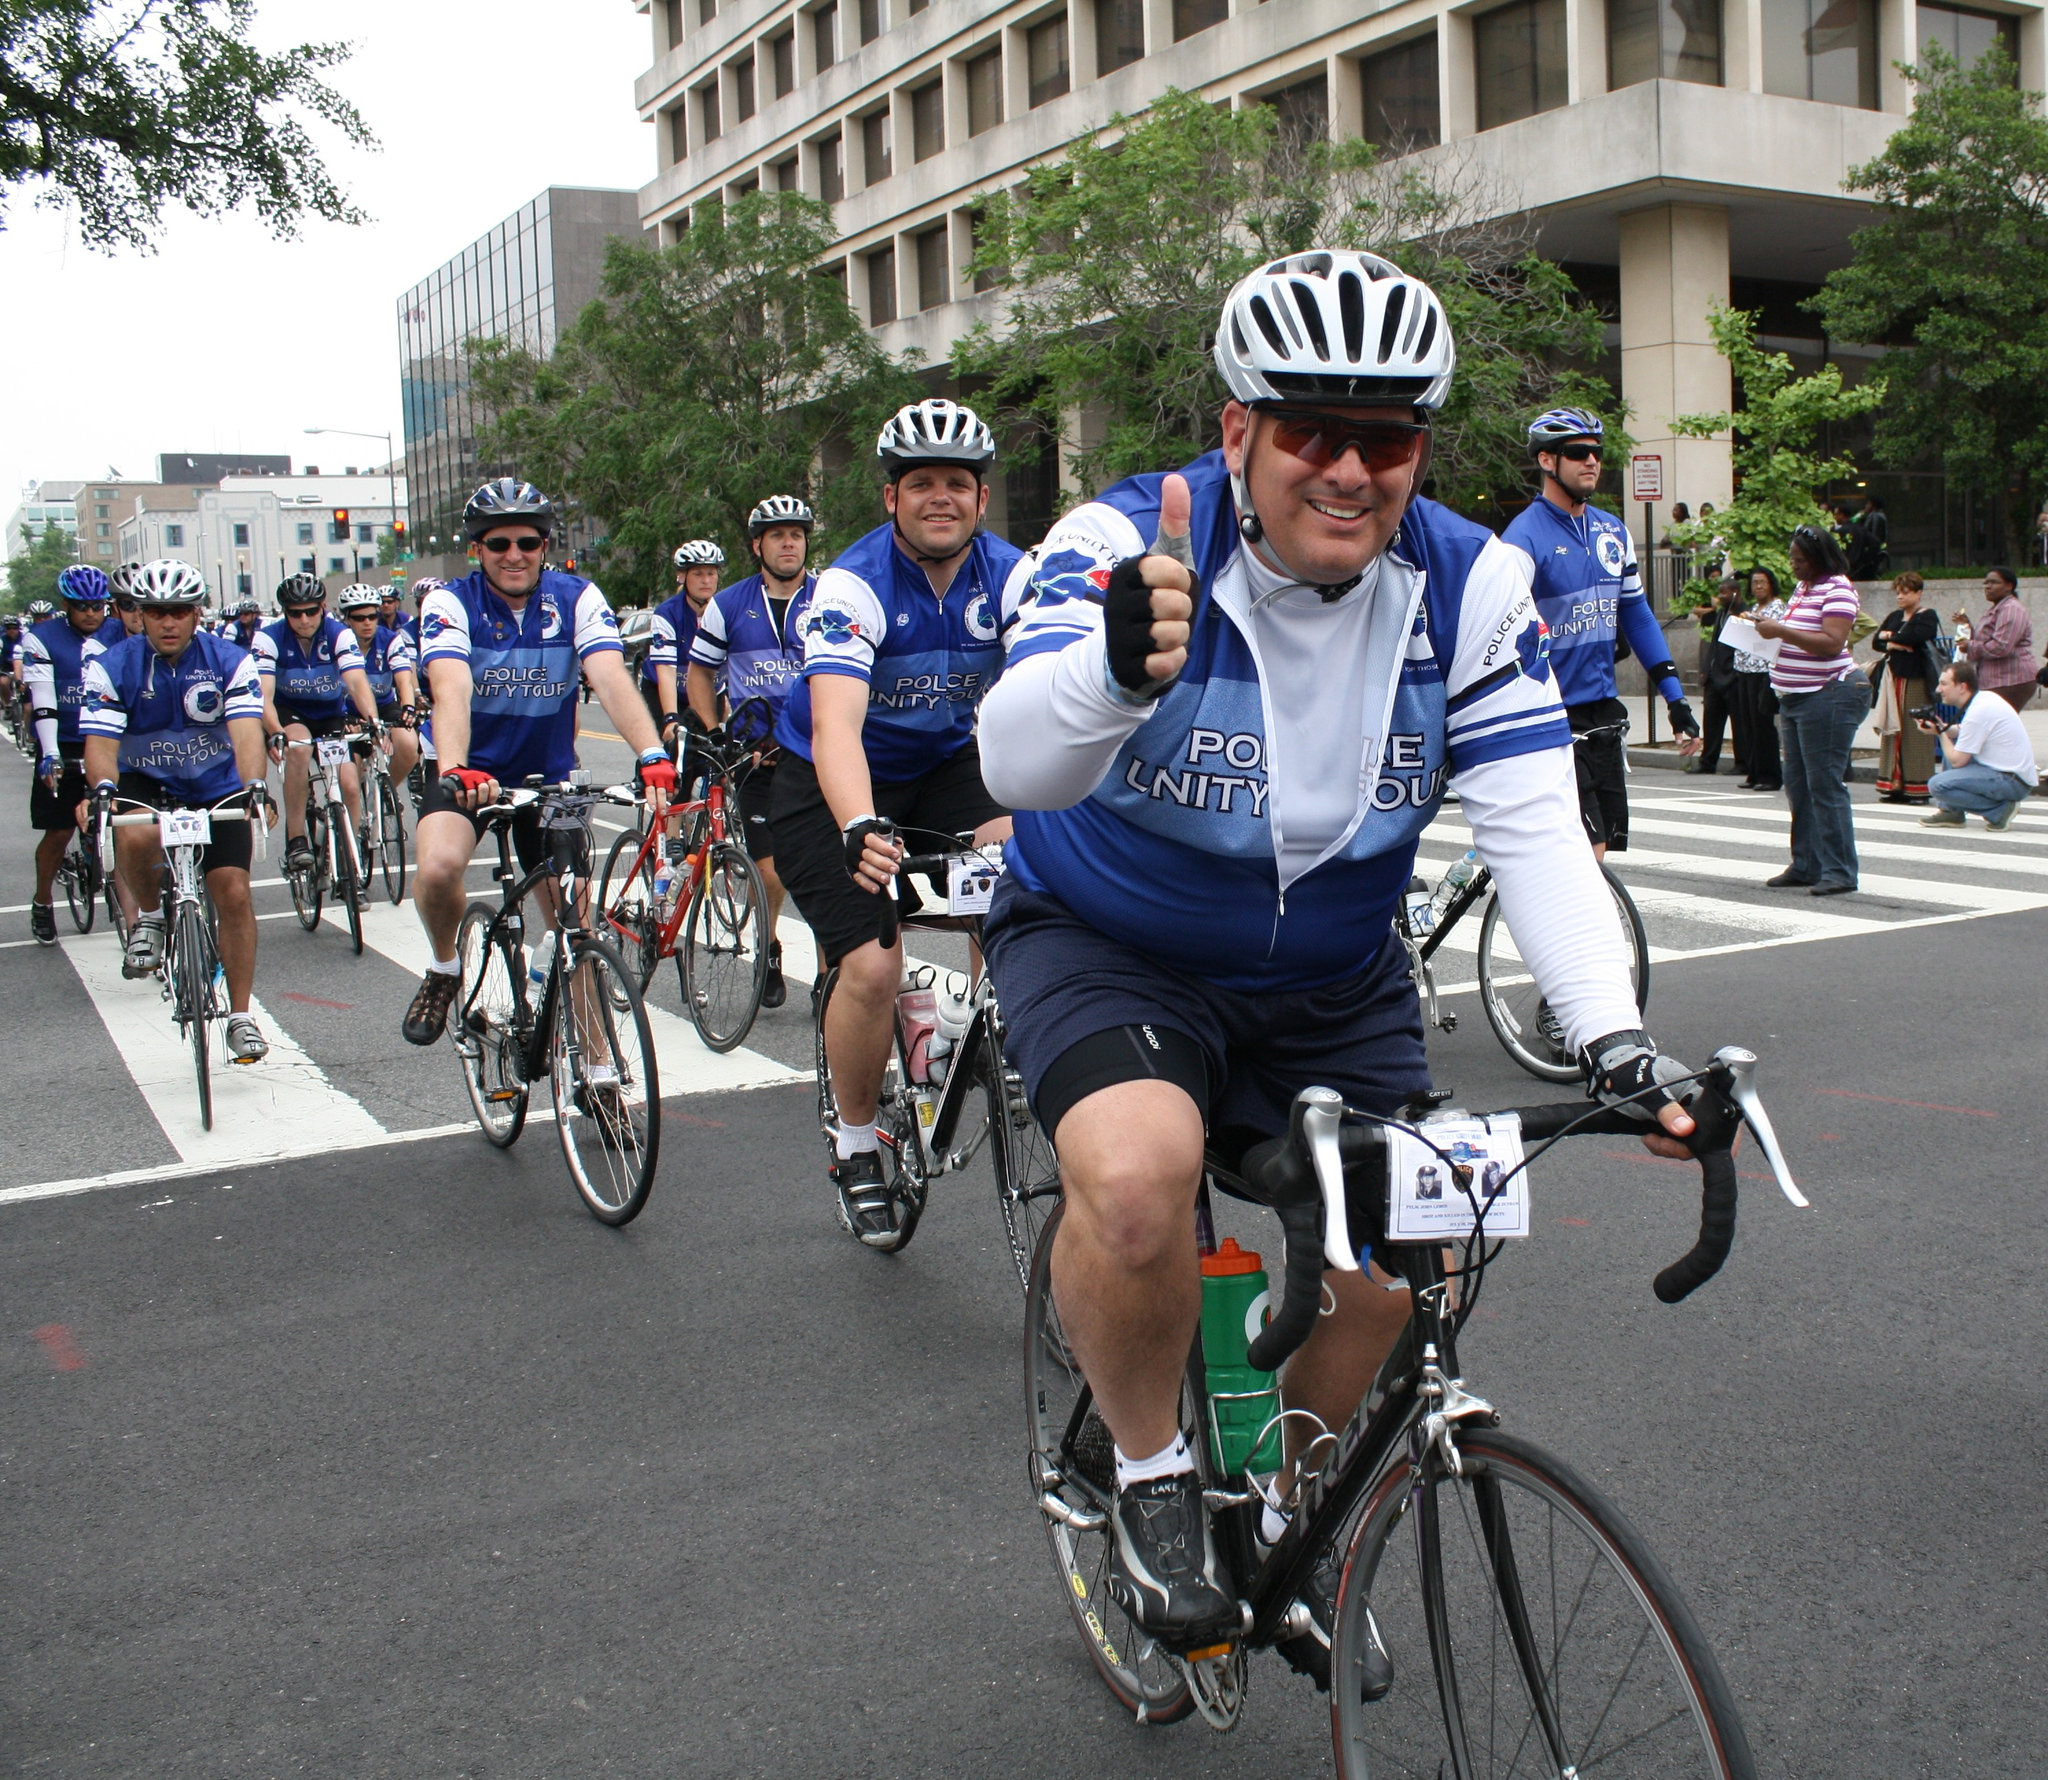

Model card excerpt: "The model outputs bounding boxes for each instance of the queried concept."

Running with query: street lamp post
[305,426,401,572]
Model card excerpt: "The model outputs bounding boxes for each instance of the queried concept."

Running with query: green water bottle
[1199,1238,1283,1477]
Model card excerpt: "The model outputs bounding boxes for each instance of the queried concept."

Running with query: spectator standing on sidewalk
[1871,570,1941,804]
[1689,577,1745,778]
[1859,494,1889,574]
[1957,567,2036,711]
[1919,659,2038,831]
[1755,525,1869,895]
[1733,566,1785,791]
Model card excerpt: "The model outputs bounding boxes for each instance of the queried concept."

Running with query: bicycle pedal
[484,1088,522,1103]
[1183,1641,1234,1663]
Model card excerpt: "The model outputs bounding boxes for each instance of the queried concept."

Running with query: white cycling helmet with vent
[132,559,209,607]
[673,540,726,569]
[1215,251,1454,412]
[875,398,997,475]
[337,583,384,613]
[747,495,816,536]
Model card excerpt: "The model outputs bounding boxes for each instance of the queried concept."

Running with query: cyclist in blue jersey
[400,480,677,1046]
[339,584,422,789]
[1501,409,1700,856]
[378,586,408,644]
[252,574,383,873]
[228,595,263,652]
[644,540,724,747]
[684,494,820,1009]
[768,398,1026,1244]
[77,560,277,1060]
[976,252,1702,1667]
[21,565,124,944]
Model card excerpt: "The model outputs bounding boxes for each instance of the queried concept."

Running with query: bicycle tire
[334,804,364,957]
[1329,1427,1755,1779]
[63,839,95,933]
[176,902,214,1132]
[551,934,660,1225]
[377,777,407,904]
[811,967,926,1253]
[1475,862,1649,1083]
[1022,1203,1196,1726]
[455,903,529,1147]
[599,827,662,992]
[291,802,325,932]
[680,841,769,1053]
[104,857,127,947]
[984,1018,1061,1294]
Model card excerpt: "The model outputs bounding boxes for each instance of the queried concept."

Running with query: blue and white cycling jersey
[984,451,1575,995]
[251,615,366,720]
[642,591,702,689]
[354,623,417,707]
[774,524,1027,784]
[1500,495,1681,707]
[21,611,127,753]
[417,568,623,783]
[79,631,264,804]
[688,572,816,723]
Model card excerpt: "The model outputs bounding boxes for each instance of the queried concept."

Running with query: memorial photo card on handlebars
[1386,1114,1528,1241]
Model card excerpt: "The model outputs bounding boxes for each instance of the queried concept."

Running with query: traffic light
[393,520,406,538]
[331,508,350,543]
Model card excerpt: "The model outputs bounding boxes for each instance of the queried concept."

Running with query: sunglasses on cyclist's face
[114,596,137,612]
[283,604,324,619]
[145,604,200,621]
[1261,410,1429,474]
[1549,442,1602,462]
[481,534,548,555]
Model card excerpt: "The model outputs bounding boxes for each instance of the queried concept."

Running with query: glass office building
[397,188,645,551]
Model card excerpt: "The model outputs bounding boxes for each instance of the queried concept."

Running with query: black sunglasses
[481,534,549,555]
[1263,411,1428,474]
[283,603,324,617]
[1550,442,1602,462]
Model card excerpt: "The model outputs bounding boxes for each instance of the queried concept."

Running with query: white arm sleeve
[1457,744,1646,1056]
[977,628,1154,810]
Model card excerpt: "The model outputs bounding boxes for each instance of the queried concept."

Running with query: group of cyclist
[12,248,1720,1683]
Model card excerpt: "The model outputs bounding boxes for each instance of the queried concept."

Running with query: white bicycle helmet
[673,540,727,569]
[337,583,384,613]
[747,495,816,536]
[132,560,209,607]
[875,399,996,476]
[1215,251,1454,412]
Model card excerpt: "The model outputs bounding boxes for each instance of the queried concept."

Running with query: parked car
[617,606,654,683]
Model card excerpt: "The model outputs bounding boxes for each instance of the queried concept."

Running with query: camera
[1908,705,1946,728]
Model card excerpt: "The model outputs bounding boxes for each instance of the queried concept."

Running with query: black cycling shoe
[1105,1470,1240,1655]
[30,902,57,946]
[1277,1537,1393,1699]
[831,1148,898,1245]
[759,940,786,1010]
[403,969,461,1046]
[285,836,314,871]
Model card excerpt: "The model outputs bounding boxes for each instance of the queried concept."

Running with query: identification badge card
[947,852,1002,916]
[159,809,212,848]
[316,736,352,766]
[1385,1113,1529,1241]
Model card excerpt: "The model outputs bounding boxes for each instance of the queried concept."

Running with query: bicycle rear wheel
[985,1021,1061,1293]
[680,841,769,1052]
[551,935,659,1225]
[455,903,529,1146]
[598,827,661,992]
[1475,863,1649,1083]
[175,902,215,1132]
[63,838,95,933]
[377,777,407,904]
[291,802,325,932]
[1330,1427,1755,1779]
[1022,1203,1195,1726]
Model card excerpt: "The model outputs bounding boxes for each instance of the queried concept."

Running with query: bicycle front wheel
[551,935,659,1225]
[175,902,215,1132]
[455,903,529,1146]
[1475,862,1649,1083]
[377,777,407,904]
[292,804,325,932]
[680,841,769,1052]
[334,806,364,956]
[1330,1427,1755,1779]
[985,1026,1060,1294]
[598,827,661,992]
[63,840,95,933]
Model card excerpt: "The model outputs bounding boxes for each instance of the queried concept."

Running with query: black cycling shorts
[416,772,551,878]
[112,772,253,874]
[1568,698,1631,852]
[274,702,353,739]
[733,757,777,863]
[768,740,1006,970]
[29,750,88,833]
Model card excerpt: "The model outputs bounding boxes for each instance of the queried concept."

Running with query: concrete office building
[397,188,648,554]
[633,0,2042,555]
[8,481,87,561]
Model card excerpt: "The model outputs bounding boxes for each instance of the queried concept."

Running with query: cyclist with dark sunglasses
[976,252,1700,1673]
[1502,408,1700,857]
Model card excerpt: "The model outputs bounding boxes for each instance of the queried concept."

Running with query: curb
[1626,746,2046,794]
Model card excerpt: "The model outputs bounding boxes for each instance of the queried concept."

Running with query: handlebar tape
[1652,1087,1741,1303]
[1245,1097,1331,1374]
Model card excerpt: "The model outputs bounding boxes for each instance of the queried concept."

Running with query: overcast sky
[4,0,652,513]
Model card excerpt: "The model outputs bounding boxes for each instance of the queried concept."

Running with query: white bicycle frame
[100,795,267,983]
[287,734,361,889]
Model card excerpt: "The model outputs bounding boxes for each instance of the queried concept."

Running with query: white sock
[1259,1502,1292,1546]
[834,1121,878,1160]
[1115,1432,1194,1489]
[427,955,460,976]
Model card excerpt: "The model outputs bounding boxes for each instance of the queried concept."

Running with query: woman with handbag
[1871,571,1941,803]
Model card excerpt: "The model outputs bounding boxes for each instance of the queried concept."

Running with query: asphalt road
[4,736,2046,1777]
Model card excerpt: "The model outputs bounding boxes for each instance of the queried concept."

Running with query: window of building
[966,48,1003,134]
[1028,14,1071,106]
[1916,0,2018,71]
[913,79,947,158]
[969,202,1005,291]
[1763,0,1876,105]
[699,0,717,23]
[329,557,346,574]
[1475,0,1568,129]
[94,504,109,519]
[865,107,895,180]
[814,1,838,67]
[1097,0,1145,71]
[233,523,251,546]
[238,572,253,596]
[732,52,756,123]
[859,0,881,43]
[819,131,845,201]
[772,29,796,95]
[774,156,801,190]
[97,487,115,498]
[868,244,898,324]
[699,81,721,142]
[96,522,110,538]
[1360,34,1440,149]
[165,524,184,547]
[358,523,375,544]
[664,0,684,47]
[1267,71,1329,140]
[299,556,316,573]
[298,522,315,545]
[669,105,689,164]
[1609,0,1722,86]
[98,541,113,556]
[917,226,950,309]
[1173,0,1227,42]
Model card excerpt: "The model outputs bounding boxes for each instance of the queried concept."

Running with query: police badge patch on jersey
[1595,530,1626,577]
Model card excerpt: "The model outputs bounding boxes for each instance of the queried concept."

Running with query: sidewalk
[1628,700,2048,792]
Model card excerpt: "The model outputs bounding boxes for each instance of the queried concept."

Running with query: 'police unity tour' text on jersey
[775,525,1027,784]
[251,615,366,720]
[994,451,1570,993]
[79,632,264,804]
[688,572,816,723]
[418,569,622,783]
[1500,496,1680,707]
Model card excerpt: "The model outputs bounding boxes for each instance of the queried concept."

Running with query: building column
[1618,201,1732,553]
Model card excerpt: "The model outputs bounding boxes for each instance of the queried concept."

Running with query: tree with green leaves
[470,191,921,603]
[1,0,372,251]
[5,524,80,609]
[1811,43,2048,563]
[954,88,1620,516]
[1666,304,1885,592]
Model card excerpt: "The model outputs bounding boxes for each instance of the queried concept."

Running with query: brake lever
[1298,1086,1359,1273]
[1711,1045,1808,1209]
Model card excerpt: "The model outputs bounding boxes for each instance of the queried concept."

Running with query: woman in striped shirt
[1752,524,1870,895]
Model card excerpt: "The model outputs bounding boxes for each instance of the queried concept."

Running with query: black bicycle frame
[1410,862,1494,968]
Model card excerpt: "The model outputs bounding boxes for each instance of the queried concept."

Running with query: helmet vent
[1248,294,1291,359]
[1377,285,1408,365]
[1288,280,1329,360]
[1338,271,1366,363]
[1411,305,1438,369]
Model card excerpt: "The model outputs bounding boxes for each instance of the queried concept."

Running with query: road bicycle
[56,806,125,940]
[811,825,1060,1280]
[597,707,772,1053]
[353,730,408,906]
[283,732,371,955]
[452,775,661,1225]
[97,789,264,1132]
[1024,1049,1807,1771]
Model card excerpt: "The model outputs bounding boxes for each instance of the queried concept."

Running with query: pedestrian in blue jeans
[1753,527,1868,894]
[1920,658,2039,832]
